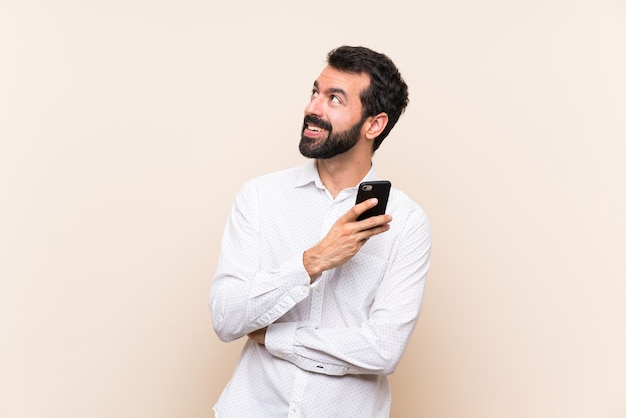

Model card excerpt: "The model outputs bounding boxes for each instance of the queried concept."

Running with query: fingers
[358,214,392,230]
[358,219,391,240]
[351,198,379,219]
[350,198,392,226]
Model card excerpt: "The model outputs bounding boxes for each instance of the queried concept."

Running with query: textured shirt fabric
[210,161,431,418]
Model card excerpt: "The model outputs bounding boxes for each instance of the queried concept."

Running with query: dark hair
[326,46,409,151]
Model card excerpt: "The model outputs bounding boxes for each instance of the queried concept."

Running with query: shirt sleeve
[265,209,431,376]
[210,181,312,342]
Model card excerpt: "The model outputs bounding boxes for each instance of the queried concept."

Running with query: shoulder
[237,164,306,196]
[389,187,426,216]
[388,187,430,231]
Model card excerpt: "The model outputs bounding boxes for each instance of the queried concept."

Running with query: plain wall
[1,0,625,417]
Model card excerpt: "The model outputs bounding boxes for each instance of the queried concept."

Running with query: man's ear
[364,112,389,140]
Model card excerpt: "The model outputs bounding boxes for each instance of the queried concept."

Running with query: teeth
[308,125,324,132]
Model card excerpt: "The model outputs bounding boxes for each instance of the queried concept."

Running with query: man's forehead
[314,66,370,94]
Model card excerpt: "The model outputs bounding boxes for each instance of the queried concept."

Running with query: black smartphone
[355,180,391,221]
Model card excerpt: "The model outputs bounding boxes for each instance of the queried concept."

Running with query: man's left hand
[247,327,267,345]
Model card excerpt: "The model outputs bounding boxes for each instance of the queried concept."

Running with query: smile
[307,124,326,133]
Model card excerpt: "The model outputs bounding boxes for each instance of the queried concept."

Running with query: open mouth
[303,116,332,137]
[306,124,326,133]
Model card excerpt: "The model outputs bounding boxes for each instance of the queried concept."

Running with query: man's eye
[311,90,319,98]
[330,95,340,103]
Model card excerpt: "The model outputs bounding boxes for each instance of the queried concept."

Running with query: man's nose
[304,95,323,116]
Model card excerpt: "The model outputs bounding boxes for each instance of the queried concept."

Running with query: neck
[316,151,372,198]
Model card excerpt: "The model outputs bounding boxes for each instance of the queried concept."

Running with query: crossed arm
[211,192,430,375]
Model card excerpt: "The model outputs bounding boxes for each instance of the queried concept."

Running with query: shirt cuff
[281,252,312,287]
[265,322,350,376]
[265,321,298,360]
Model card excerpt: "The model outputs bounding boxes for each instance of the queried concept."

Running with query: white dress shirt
[210,161,431,418]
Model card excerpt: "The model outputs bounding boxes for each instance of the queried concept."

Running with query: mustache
[303,115,332,131]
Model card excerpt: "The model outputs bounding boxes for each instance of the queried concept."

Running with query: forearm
[210,254,311,342]
[264,318,419,376]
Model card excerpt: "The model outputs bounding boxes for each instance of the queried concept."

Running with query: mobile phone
[355,180,391,221]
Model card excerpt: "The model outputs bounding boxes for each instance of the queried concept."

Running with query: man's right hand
[303,198,392,283]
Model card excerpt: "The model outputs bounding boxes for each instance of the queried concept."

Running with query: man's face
[299,66,370,159]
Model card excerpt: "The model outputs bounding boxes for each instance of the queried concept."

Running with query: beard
[299,115,366,159]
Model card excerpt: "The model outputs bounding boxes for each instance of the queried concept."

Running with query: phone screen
[355,180,391,221]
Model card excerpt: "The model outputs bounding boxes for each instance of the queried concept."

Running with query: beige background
[1,0,625,417]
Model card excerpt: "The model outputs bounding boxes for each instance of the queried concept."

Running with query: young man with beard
[210,46,431,417]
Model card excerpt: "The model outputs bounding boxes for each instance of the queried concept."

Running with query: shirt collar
[294,160,380,191]
[294,160,322,188]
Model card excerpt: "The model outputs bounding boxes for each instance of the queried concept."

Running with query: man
[210,46,431,417]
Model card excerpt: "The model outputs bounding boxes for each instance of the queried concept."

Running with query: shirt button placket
[310,200,337,325]
[288,402,300,417]
[321,200,337,237]
[309,280,324,325]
